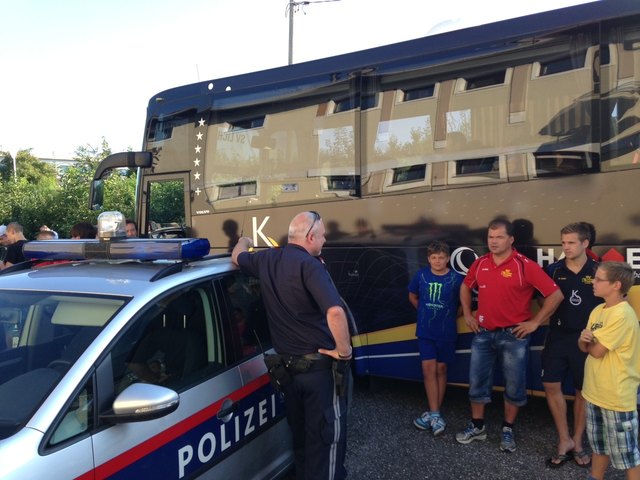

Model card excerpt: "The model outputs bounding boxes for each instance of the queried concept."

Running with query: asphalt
[345,376,626,480]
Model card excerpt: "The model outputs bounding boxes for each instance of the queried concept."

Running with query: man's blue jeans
[469,328,530,407]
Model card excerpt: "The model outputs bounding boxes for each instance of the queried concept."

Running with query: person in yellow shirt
[579,261,640,480]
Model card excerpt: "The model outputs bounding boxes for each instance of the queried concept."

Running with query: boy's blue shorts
[418,338,456,364]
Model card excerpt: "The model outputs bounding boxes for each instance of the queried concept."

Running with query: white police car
[0,212,292,479]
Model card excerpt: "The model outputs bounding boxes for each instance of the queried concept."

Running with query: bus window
[531,152,600,177]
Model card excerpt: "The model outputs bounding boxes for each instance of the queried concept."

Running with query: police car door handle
[216,398,238,421]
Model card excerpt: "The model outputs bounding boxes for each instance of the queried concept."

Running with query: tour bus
[91,1,640,396]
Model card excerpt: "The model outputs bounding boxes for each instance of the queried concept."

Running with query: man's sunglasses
[306,211,321,238]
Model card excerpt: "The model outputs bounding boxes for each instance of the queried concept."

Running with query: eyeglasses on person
[305,211,321,238]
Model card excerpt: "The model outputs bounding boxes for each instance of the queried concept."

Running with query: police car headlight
[98,211,126,240]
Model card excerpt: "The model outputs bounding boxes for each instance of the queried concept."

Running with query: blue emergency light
[24,238,211,261]
[24,211,211,261]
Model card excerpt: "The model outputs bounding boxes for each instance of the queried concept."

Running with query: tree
[0,149,57,184]
[0,151,14,181]
[0,138,137,239]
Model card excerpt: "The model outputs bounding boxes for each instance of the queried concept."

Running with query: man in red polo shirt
[455,218,563,453]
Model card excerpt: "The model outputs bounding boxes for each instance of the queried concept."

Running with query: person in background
[36,230,58,240]
[0,225,8,263]
[232,211,352,480]
[578,261,640,480]
[70,222,96,239]
[126,219,138,238]
[1,222,28,269]
[543,223,602,468]
[409,240,463,436]
[39,225,58,239]
[455,218,563,453]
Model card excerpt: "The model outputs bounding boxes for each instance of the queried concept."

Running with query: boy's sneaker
[455,422,487,444]
[500,426,516,453]
[430,416,446,436]
[413,411,432,431]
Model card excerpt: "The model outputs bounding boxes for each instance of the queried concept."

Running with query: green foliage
[0,139,137,239]
[148,180,185,225]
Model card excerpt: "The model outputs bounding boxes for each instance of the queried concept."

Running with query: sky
[0,0,594,160]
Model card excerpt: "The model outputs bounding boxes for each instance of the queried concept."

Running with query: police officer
[231,211,352,480]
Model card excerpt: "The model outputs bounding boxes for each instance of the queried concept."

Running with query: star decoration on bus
[197,132,203,140]
[195,187,201,195]
[194,172,201,180]
[194,158,200,167]
[198,118,205,127]
[194,145,201,153]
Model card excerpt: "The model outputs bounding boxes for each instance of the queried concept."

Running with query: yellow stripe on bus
[352,286,640,348]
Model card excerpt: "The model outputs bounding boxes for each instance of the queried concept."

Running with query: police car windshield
[0,291,126,439]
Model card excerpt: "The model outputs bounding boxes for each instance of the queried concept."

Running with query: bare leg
[504,400,519,424]
[471,402,485,420]
[543,381,575,456]
[436,362,447,409]
[626,465,640,480]
[590,453,609,480]
[572,389,590,465]
[421,359,439,412]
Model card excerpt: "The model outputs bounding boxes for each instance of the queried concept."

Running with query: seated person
[124,294,206,388]
[126,330,198,386]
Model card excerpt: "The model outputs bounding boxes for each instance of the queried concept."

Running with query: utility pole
[286,0,341,65]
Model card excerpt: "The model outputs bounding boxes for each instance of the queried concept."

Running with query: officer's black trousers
[283,366,350,480]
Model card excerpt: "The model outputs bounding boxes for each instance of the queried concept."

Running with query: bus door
[141,173,191,238]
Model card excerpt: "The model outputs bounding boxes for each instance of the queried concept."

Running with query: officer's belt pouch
[264,354,292,391]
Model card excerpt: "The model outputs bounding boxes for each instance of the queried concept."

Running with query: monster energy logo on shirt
[426,282,444,309]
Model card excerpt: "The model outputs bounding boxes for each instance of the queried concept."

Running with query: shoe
[455,422,487,444]
[413,411,432,431]
[430,416,446,436]
[500,426,516,453]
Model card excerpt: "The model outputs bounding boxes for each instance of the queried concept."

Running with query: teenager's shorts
[541,330,587,389]
[586,401,640,470]
[468,328,529,407]
[418,338,456,364]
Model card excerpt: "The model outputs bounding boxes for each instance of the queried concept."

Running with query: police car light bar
[24,238,211,261]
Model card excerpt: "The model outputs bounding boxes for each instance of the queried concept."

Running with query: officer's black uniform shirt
[545,257,603,332]
[238,244,342,356]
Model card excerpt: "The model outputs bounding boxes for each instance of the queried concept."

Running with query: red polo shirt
[464,249,559,330]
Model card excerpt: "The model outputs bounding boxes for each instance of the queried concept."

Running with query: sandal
[572,450,591,468]
[546,453,571,468]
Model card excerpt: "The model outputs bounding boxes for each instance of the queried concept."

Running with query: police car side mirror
[100,383,179,424]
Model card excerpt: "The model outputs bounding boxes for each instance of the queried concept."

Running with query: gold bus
[91,1,640,395]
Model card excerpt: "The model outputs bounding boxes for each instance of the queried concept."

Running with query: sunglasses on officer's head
[306,211,321,238]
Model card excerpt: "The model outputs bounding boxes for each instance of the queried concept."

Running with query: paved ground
[344,376,626,480]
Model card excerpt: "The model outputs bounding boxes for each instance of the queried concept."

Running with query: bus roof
[148,0,640,114]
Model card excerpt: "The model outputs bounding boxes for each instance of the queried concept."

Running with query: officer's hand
[318,347,351,360]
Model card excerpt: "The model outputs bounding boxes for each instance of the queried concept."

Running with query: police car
[0,212,293,479]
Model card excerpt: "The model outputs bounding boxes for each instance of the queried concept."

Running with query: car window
[112,281,224,394]
[49,378,94,446]
[222,272,271,360]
